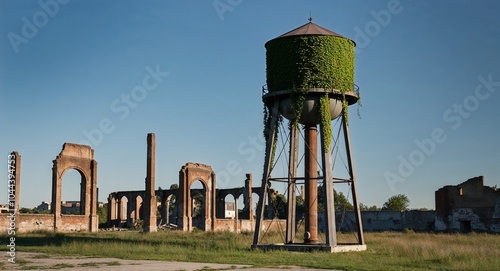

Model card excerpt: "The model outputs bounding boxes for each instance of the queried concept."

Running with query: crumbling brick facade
[435,176,500,233]
[0,144,99,233]
[52,143,98,232]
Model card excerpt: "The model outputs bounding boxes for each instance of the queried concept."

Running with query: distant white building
[225,202,235,219]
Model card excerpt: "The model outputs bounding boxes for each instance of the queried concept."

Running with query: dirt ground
[4,252,340,271]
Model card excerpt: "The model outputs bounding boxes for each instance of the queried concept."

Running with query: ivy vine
[265,34,356,150]
[319,93,332,149]
[263,104,281,167]
[266,35,355,95]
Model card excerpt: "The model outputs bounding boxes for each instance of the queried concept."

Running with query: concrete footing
[252,243,367,253]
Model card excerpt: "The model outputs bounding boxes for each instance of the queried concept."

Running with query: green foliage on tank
[265,35,355,93]
[264,34,356,150]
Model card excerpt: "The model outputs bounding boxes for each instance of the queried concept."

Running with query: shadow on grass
[0,233,148,249]
[0,231,248,252]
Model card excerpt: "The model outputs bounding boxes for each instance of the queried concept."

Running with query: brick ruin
[143,133,157,232]
[2,136,499,234]
[106,134,273,233]
[0,135,280,234]
[108,135,500,233]
[0,143,98,233]
[107,163,266,233]
[435,176,500,233]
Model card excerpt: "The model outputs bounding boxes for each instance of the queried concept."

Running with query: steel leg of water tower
[320,121,337,247]
[285,125,299,243]
[252,102,280,246]
[342,116,365,245]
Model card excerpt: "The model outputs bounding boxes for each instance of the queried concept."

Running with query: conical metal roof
[279,19,343,37]
[267,18,354,45]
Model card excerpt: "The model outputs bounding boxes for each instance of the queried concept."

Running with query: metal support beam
[285,125,299,243]
[320,120,337,246]
[342,116,364,245]
[252,102,280,246]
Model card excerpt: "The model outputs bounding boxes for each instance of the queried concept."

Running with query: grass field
[1,230,499,271]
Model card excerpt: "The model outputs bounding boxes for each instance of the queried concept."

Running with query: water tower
[252,19,366,252]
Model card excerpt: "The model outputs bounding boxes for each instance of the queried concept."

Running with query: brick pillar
[52,161,62,231]
[89,160,98,232]
[117,197,124,224]
[127,197,135,228]
[108,194,116,226]
[143,133,157,232]
[161,195,168,225]
[245,173,253,220]
[234,197,239,233]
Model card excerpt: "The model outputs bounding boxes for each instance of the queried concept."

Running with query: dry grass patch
[1,230,498,271]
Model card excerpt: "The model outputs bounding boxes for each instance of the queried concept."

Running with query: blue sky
[1,0,499,210]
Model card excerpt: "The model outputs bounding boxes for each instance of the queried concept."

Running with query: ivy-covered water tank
[263,20,358,124]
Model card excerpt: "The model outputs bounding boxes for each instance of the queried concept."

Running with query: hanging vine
[290,86,306,129]
[263,104,281,167]
[319,92,333,149]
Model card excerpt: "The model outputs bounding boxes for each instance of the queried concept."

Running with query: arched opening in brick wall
[252,192,260,220]
[190,180,206,230]
[224,194,236,219]
[119,196,128,224]
[60,168,86,215]
[165,194,176,223]
[134,195,143,221]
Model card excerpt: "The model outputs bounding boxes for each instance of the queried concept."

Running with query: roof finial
[309,12,313,23]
